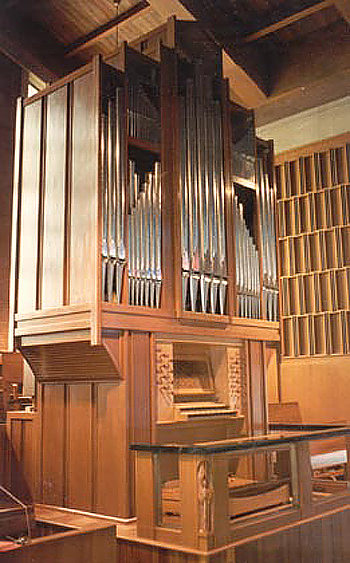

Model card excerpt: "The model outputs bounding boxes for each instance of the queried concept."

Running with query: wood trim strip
[23,63,93,107]
[36,97,47,310]
[275,132,350,164]
[91,55,103,346]
[15,304,91,321]
[64,83,73,306]
[8,97,24,351]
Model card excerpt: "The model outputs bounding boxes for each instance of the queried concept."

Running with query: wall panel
[17,100,42,314]
[41,87,68,309]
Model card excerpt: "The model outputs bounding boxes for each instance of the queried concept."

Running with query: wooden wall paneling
[41,383,65,505]
[17,99,42,314]
[160,45,178,316]
[67,383,93,510]
[41,86,68,309]
[70,68,98,308]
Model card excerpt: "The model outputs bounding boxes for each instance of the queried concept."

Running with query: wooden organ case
[9,22,279,520]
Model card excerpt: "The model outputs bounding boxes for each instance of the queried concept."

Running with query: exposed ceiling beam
[333,0,350,23]
[242,0,332,43]
[241,0,331,38]
[255,68,350,126]
[222,51,267,108]
[0,12,79,82]
[65,0,150,56]
[148,0,194,20]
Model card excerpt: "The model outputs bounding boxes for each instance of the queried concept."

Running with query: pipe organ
[9,21,279,520]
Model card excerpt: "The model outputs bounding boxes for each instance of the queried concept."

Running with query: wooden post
[135,450,156,539]
[290,441,313,518]
[179,452,230,550]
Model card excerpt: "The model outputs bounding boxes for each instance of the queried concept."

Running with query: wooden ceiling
[0,0,349,123]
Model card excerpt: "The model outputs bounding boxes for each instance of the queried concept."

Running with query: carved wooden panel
[155,342,174,422]
[227,345,246,416]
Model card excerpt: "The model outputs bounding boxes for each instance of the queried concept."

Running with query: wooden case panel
[41,86,68,309]
[41,383,65,505]
[95,381,129,516]
[70,72,98,306]
[66,383,93,510]
[17,100,43,314]
[130,332,152,444]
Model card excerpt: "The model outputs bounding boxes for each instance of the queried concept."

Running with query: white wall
[257,96,350,154]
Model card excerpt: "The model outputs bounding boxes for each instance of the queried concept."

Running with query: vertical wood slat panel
[67,383,93,510]
[70,71,98,306]
[95,381,129,516]
[41,87,68,309]
[41,383,65,505]
[17,100,42,314]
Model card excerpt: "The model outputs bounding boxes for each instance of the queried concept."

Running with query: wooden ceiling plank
[333,0,350,23]
[242,0,333,43]
[65,0,149,56]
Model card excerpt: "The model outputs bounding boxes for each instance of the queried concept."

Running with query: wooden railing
[131,426,350,551]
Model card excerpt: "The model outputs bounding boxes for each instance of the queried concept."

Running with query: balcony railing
[131,425,350,551]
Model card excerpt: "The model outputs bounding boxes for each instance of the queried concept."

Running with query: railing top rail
[131,425,350,455]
